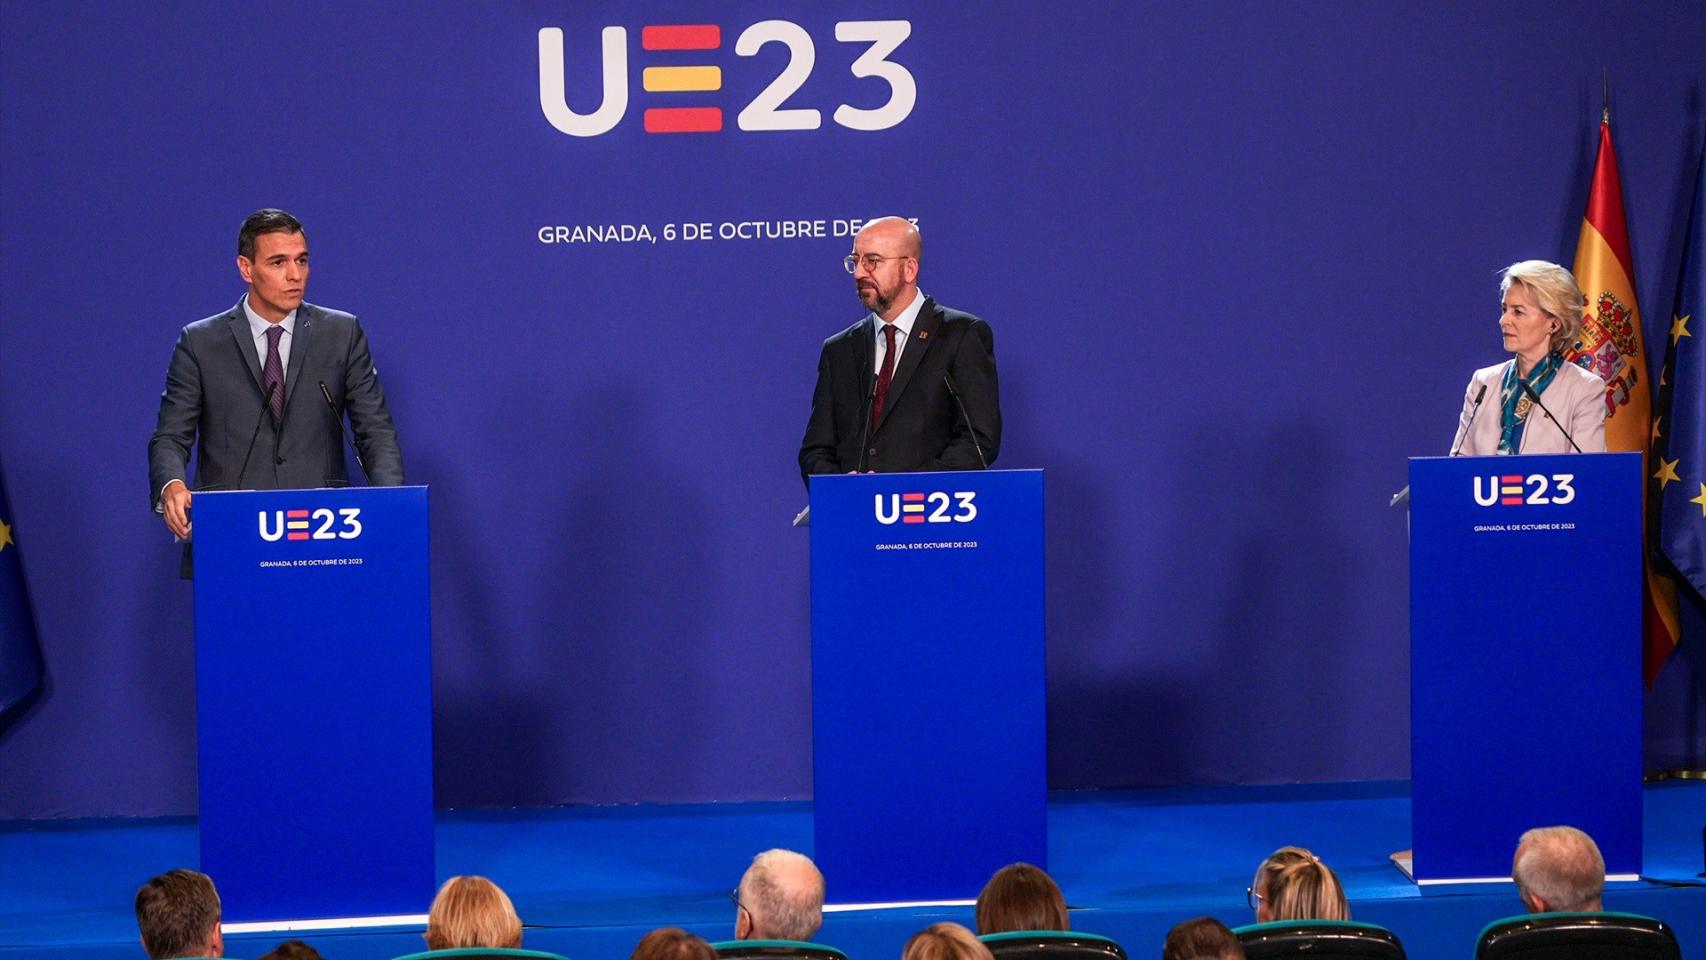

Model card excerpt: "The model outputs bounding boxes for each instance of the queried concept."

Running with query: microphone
[1520,381,1582,453]
[319,381,368,479]
[1449,383,1489,456]
[236,381,278,489]
[943,372,988,468]
[854,374,879,473]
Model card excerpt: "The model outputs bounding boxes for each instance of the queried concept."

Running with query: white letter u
[1472,476,1498,507]
[538,27,629,137]
[874,494,900,525]
[258,511,285,541]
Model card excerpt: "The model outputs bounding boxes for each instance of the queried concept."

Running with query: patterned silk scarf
[1497,352,1563,453]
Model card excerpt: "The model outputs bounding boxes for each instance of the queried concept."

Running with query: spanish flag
[1565,117,1679,685]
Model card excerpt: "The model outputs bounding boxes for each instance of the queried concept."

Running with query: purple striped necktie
[264,325,285,422]
[871,322,897,428]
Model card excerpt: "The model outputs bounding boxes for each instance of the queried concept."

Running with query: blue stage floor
[3,781,1702,960]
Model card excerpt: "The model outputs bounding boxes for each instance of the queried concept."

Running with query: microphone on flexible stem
[1398,382,1493,507]
[236,381,278,489]
[943,372,988,468]
[854,374,879,473]
[319,381,368,480]
[1519,381,1582,453]
[1449,383,1489,457]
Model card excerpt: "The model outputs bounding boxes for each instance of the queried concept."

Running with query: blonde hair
[425,875,523,949]
[903,923,996,960]
[1501,260,1586,354]
[1267,856,1349,921]
[1250,846,1313,914]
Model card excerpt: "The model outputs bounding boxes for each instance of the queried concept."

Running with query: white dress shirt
[872,288,926,374]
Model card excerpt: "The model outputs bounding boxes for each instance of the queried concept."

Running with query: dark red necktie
[264,325,285,423]
[871,322,897,428]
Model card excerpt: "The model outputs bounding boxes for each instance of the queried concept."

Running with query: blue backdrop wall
[2,1,1703,819]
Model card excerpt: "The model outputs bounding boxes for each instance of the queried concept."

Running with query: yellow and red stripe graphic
[1499,475,1524,505]
[286,509,310,541]
[641,24,722,134]
[902,492,926,524]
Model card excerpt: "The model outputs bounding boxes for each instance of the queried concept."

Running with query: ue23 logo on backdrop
[538,20,915,136]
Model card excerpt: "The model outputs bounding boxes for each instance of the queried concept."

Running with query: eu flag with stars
[0,463,44,721]
[1655,146,1706,609]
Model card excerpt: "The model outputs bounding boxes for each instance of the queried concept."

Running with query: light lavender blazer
[1452,360,1607,455]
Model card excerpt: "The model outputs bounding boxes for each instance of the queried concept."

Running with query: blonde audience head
[1250,847,1348,922]
[424,875,523,950]
[903,922,996,960]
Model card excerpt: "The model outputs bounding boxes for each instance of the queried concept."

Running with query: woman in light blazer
[1451,260,1607,455]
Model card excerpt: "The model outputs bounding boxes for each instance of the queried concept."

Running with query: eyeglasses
[730,889,752,918]
[843,253,910,274]
[1246,887,1264,910]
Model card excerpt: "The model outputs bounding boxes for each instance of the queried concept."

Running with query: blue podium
[192,486,434,922]
[809,469,1046,903]
[1408,453,1642,883]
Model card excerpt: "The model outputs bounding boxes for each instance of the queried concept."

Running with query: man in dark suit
[798,217,1000,481]
[148,209,404,548]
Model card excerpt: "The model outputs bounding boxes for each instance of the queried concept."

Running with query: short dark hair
[135,869,221,959]
[975,862,1069,933]
[1162,917,1245,960]
[631,927,718,960]
[258,940,324,960]
[237,208,304,260]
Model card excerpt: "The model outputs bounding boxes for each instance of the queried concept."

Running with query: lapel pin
[918,331,929,340]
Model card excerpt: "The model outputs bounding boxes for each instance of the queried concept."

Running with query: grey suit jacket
[148,299,405,508]
[1453,359,1607,455]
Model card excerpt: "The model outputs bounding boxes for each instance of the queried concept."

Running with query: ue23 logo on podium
[538,20,915,136]
[258,508,364,542]
[1472,474,1576,507]
[875,492,977,525]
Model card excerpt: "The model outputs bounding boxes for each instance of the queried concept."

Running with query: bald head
[856,216,922,259]
[736,849,825,941]
[1512,826,1604,913]
[850,217,922,321]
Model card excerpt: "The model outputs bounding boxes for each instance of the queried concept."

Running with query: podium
[1408,453,1642,883]
[192,486,434,921]
[809,469,1046,902]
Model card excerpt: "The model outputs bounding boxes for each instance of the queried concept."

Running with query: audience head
[735,849,825,941]
[1250,847,1348,922]
[1162,917,1246,960]
[903,922,996,960]
[1248,847,1310,922]
[975,862,1069,933]
[425,875,524,949]
[258,941,324,960]
[632,927,719,960]
[135,868,223,959]
[1512,825,1605,913]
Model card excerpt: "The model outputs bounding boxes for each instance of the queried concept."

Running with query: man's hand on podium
[161,480,192,540]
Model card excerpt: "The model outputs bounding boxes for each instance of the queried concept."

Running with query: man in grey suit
[149,209,405,550]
